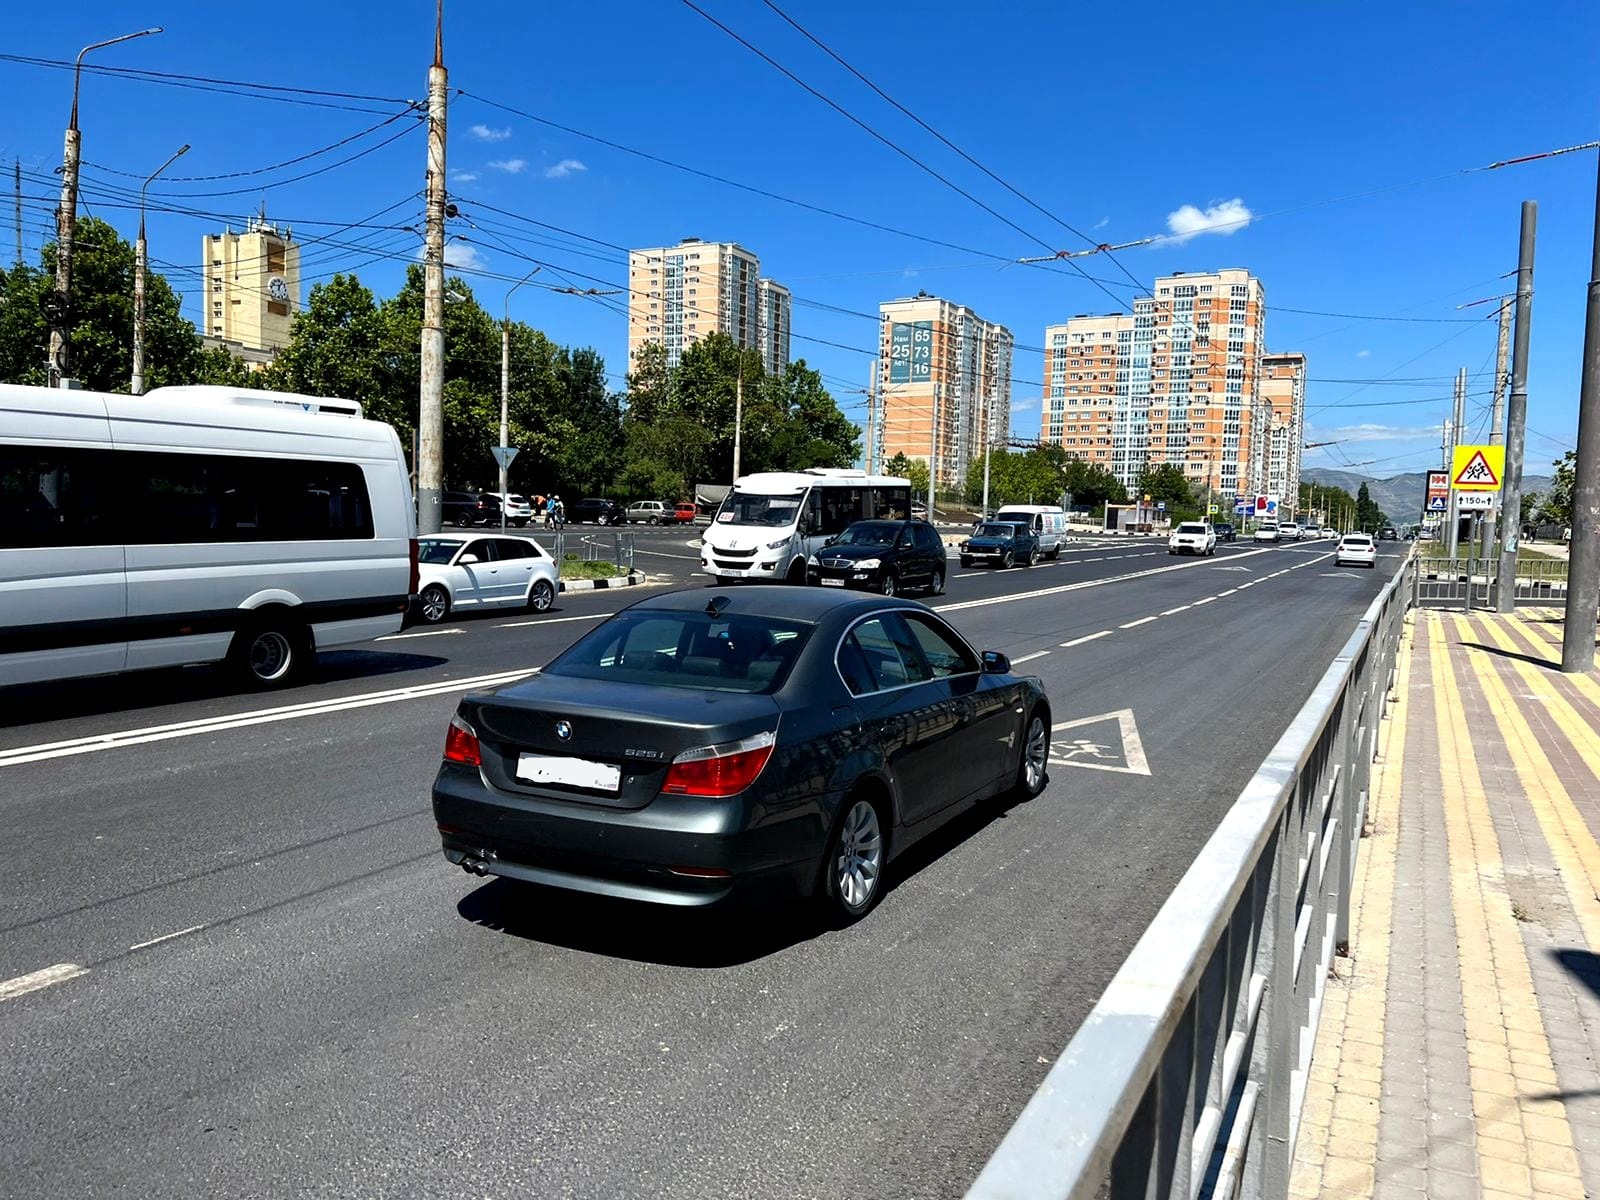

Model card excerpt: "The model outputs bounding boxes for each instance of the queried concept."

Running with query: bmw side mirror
[981,650,1011,674]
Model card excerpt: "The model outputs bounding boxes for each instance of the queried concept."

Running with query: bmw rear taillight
[443,714,481,766]
[661,731,775,798]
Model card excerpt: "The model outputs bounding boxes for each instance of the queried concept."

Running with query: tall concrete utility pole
[1481,300,1513,578]
[1496,201,1537,614]
[416,0,449,535]
[981,393,992,519]
[1446,369,1465,557]
[928,383,940,521]
[732,366,744,482]
[1562,153,1600,671]
[864,362,877,475]
[500,266,539,532]
[131,143,188,396]
[49,27,162,388]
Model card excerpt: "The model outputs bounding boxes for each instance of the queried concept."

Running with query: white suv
[483,492,533,527]
[1279,522,1302,541]
[1168,521,1217,556]
[1336,533,1378,568]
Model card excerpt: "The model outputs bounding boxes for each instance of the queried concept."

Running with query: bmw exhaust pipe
[460,856,489,876]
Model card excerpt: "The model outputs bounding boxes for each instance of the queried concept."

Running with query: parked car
[570,497,625,526]
[626,500,669,524]
[1213,522,1237,543]
[431,588,1052,922]
[673,502,698,524]
[1378,526,1399,541]
[910,502,929,521]
[442,490,502,528]
[483,492,533,527]
[415,534,559,623]
[959,521,1040,568]
[1168,521,1217,556]
[1253,522,1281,544]
[1336,533,1378,569]
[806,518,946,596]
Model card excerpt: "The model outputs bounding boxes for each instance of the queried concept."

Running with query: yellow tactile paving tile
[1436,615,1585,1196]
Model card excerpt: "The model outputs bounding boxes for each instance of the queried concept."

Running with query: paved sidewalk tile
[1293,609,1600,1198]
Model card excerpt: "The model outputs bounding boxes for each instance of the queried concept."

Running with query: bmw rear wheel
[822,797,884,923]
[1016,710,1050,799]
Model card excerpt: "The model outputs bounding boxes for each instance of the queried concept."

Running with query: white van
[993,505,1068,560]
[0,383,416,690]
[700,469,911,583]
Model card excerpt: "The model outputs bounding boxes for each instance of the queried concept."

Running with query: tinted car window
[495,539,534,559]
[463,539,498,562]
[845,615,931,692]
[546,611,810,694]
[902,614,978,678]
[916,525,942,553]
[832,521,900,547]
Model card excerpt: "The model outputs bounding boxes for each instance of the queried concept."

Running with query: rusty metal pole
[1563,154,1600,671]
[416,0,448,535]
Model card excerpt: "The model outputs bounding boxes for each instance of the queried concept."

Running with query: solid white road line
[932,547,1274,614]
[0,963,87,1002]
[1119,616,1159,629]
[496,613,608,628]
[374,628,465,641]
[129,924,207,951]
[1061,631,1114,648]
[1011,650,1051,665]
[0,667,538,770]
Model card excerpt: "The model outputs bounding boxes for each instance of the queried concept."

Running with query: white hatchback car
[1336,533,1378,569]
[416,533,559,624]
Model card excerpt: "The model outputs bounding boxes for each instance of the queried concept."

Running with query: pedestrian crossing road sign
[1451,444,1504,491]
[1426,495,1448,512]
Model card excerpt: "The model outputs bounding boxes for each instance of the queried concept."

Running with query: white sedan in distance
[1254,522,1281,543]
[1336,533,1378,569]
[416,533,559,624]
[1168,521,1217,556]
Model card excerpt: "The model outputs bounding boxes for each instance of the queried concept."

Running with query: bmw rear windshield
[544,611,813,694]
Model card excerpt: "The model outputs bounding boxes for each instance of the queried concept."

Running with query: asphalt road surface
[0,534,1403,1199]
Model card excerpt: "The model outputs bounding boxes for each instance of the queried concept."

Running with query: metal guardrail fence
[549,530,636,574]
[1413,554,1567,609]
[967,558,1411,1200]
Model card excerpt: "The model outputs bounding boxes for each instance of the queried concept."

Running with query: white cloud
[543,158,587,180]
[442,242,486,270]
[1355,348,1371,358]
[449,170,479,184]
[1163,197,1253,244]
[1093,216,1110,231]
[487,158,528,174]
[469,124,511,143]
[1011,398,1038,412]
[902,267,919,279]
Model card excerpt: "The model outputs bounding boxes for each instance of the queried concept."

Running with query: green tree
[906,459,930,497]
[883,452,913,479]
[1355,482,1384,531]
[267,273,394,415]
[1543,451,1575,526]
[1134,464,1192,514]
[0,218,201,390]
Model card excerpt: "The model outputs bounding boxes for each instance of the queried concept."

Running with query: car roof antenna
[705,594,732,617]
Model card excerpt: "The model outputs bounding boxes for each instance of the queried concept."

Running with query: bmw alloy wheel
[835,799,883,913]
[880,573,897,596]
[1019,713,1049,797]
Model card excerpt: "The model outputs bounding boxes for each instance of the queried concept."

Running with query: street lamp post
[500,266,540,532]
[48,26,162,388]
[132,143,189,396]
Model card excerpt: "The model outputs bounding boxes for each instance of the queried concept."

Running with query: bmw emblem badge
[555,720,573,742]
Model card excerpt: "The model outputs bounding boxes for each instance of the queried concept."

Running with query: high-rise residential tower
[627,238,789,374]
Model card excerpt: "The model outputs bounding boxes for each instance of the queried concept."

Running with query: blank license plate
[516,753,621,793]
[820,578,846,587]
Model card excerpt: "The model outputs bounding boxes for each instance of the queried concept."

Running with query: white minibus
[0,383,416,690]
[700,469,912,583]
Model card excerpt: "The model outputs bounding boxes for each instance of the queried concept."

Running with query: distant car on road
[1168,521,1217,556]
[1279,522,1302,541]
[626,500,669,524]
[1378,526,1399,541]
[959,521,1040,568]
[1253,522,1281,544]
[483,491,533,527]
[911,502,929,520]
[415,533,558,623]
[1213,522,1237,543]
[807,518,946,596]
[673,502,698,524]
[1336,533,1378,569]
[442,490,502,528]
[570,497,625,526]
[1321,526,1340,539]
[431,587,1052,923]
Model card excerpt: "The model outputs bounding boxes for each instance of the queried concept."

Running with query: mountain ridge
[1302,466,1554,521]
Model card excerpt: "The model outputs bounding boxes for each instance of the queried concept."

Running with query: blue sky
[3,1,1598,480]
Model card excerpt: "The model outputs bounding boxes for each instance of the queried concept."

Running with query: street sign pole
[490,446,519,532]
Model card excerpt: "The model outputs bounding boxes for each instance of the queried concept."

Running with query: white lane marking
[374,628,465,641]
[1193,597,1217,606]
[1061,630,1114,648]
[635,549,701,560]
[0,963,87,1002]
[496,613,608,628]
[1120,616,1159,629]
[1218,589,1239,597]
[1085,557,1104,562]
[129,924,206,951]
[1012,650,1051,665]
[1160,605,1192,616]
[0,667,538,770]
[932,547,1274,614]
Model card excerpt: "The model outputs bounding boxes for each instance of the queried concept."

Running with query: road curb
[558,571,649,593]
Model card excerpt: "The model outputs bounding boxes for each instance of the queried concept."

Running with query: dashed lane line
[932,547,1275,614]
[1160,605,1192,616]
[1061,631,1114,648]
[128,924,207,952]
[1011,650,1051,665]
[0,963,87,1003]
[1120,616,1159,629]
[374,628,465,641]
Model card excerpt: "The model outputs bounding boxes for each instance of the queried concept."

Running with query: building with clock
[200,210,301,363]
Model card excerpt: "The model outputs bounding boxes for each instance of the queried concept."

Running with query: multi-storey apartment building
[201,211,300,357]
[1040,269,1290,502]
[876,294,1012,490]
[1261,351,1308,508]
[626,238,789,373]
